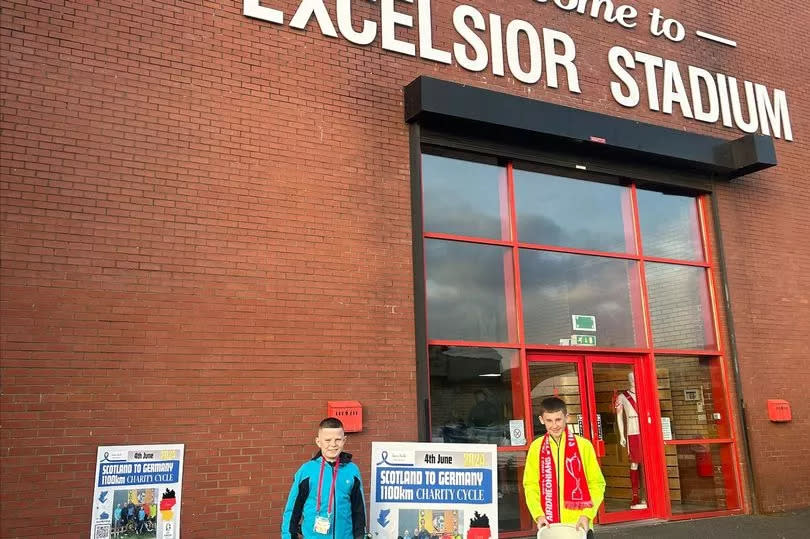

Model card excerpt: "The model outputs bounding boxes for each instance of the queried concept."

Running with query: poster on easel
[90,444,184,539]
[370,441,497,538]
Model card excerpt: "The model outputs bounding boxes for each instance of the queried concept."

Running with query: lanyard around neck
[316,457,339,516]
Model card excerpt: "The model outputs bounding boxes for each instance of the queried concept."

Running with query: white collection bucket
[536,523,588,539]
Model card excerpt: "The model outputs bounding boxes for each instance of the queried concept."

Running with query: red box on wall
[694,446,714,477]
[327,401,363,432]
[767,399,792,422]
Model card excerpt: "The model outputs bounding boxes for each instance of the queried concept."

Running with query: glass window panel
[527,361,582,438]
[428,346,522,447]
[498,452,531,533]
[646,263,716,350]
[669,444,740,514]
[520,250,645,347]
[513,169,635,253]
[656,356,730,440]
[426,239,515,342]
[422,154,509,240]
[637,189,704,261]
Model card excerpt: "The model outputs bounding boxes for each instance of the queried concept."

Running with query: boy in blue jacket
[282,417,366,538]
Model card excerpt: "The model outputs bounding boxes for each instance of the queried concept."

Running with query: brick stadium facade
[1,1,808,537]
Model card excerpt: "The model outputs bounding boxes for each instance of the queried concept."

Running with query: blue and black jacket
[281,451,366,539]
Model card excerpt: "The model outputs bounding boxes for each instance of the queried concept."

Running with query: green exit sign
[572,335,597,346]
[572,314,596,332]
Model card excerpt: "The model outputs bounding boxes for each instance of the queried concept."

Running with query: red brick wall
[2,1,808,536]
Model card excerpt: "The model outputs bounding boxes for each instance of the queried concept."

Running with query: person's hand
[536,515,549,528]
[575,515,590,531]
[619,436,627,448]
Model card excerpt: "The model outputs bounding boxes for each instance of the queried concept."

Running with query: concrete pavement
[591,508,810,538]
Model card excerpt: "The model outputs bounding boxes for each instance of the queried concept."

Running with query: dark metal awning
[404,76,776,180]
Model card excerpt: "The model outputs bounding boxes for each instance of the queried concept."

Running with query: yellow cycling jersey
[523,433,606,527]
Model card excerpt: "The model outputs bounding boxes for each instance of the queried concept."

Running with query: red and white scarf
[539,428,592,523]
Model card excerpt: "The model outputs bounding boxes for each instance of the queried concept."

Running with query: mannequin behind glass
[616,373,637,449]
[615,372,646,509]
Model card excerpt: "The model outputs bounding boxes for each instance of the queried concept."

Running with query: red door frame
[527,351,664,525]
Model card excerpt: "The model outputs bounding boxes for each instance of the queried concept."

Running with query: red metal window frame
[585,354,656,524]
[521,352,659,525]
[419,153,744,531]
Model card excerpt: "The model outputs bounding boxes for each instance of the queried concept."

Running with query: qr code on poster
[94,523,111,538]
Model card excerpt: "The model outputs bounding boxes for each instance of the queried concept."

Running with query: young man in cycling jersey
[523,397,605,536]
[282,417,367,538]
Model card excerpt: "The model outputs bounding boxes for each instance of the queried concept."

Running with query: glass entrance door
[527,353,654,524]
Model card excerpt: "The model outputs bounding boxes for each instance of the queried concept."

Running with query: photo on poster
[370,442,497,539]
[398,508,462,538]
[91,444,184,539]
[110,488,158,538]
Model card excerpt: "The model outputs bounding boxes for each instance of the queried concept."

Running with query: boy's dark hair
[319,417,344,430]
[539,397,567,415]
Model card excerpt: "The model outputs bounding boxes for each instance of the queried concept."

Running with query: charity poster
[90,444,184,539]
[370,442,498,539]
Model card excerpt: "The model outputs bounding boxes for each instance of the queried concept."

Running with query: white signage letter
[489,14,505,76]
[649,8,685,42]
[662,59,693,118]
[418,0,451,64]
[244,0,283,24]
[614,5,637,29]
[453,5,488,72]
[554,0,579,11]
[584,0,616,22]
[506,19,543,84]
[608,46,639,107]
[755,85,793,140]
[336,0,377,45]
[728,78,759,133]
[634,51,664,111]
[290,0,338,37]
[716,74,734,128]
[688,66,719,123]
[382,0,416,56]
[543,29,580,93]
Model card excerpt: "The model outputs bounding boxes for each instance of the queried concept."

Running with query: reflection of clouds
[428,291,503,342]
[520,250,639,347]
[533,280,610,303]
[636,190,701,260]
[514,170,630,253]
[423,154,505,239]
[596,300,624,313]
[426,240,510,341]
[646,263,710,348]
[426,239,641,345]
[427,240,507,289]
[557,282,605,302]
[517,214,566,244]
[424,187,502,238]
[426,279,463,300]
[518,213,626,253]
[539,283,567,295]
